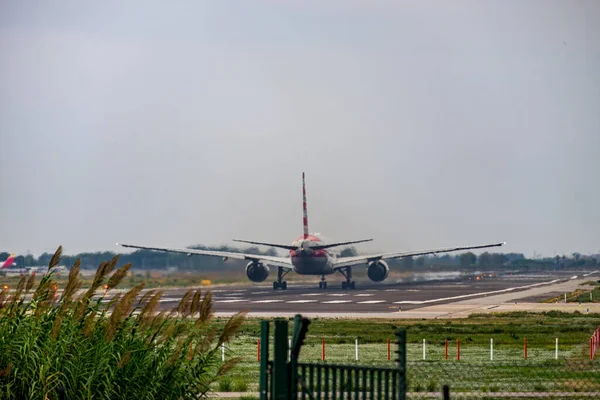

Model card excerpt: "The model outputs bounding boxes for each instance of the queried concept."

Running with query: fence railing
[259,315,407,400]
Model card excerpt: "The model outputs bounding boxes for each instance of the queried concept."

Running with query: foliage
[0,246,246,400]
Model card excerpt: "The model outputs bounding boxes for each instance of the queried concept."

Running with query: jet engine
[245,261,270,282]
[367,260,389,282]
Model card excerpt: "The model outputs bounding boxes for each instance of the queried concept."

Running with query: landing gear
[273,267,289,290]
[339,267,356,290]
[318,275,327,289]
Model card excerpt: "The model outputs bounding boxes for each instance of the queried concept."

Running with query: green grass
[212,312,600,394]
[0,246,248,400]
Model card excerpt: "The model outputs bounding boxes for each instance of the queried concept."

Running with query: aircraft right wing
[116,243,293,270]
[332,242,506,270]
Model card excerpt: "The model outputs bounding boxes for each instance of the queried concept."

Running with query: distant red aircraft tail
[0,254,15,269]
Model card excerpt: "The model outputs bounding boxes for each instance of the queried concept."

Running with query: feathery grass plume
[0,287,8,308]
[191,288,202,316]
[177,289,194,318]
[48,245,62,270]
[50,316,63,340]
[25,274,35,293]
[198,291,213,324]
[7,275,28,310]
[137,288,158,306]
[118,352,132,369]
[195,325,220,354]
[83,309,97,337]
[217,311,248,346]
[139,290,163,327]
[75,259,114,321]
[167,337,187,367]
[59,258,81,304]
[106,262,132,290]
[105,283,145,342]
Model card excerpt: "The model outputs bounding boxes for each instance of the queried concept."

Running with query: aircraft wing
[116,243,293,270]
[332,242,506,270]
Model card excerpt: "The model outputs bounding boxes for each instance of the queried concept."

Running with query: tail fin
[1,254,15,269]
[302,172,309,239]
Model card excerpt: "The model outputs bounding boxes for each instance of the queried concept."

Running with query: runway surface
[141,270,599,317]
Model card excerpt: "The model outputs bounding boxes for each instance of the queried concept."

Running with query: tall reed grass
[0,246,246,399]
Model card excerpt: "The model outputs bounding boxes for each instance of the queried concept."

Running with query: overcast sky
[1,0,599,258]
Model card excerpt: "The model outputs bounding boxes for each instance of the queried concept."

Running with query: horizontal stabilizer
[232,239,296,250]
[312,239,373,250]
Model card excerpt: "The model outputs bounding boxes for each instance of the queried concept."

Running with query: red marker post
[257,339,261,362]
[524,337,528,360]
[445,339,448,360]
[457,338,461,361]
[387,339,391,361]
[322,338,325,361]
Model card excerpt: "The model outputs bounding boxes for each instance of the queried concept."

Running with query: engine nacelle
[245,261,270,282]
[367,260,390,282]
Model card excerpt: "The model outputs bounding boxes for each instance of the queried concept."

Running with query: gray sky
[1,0,599,257]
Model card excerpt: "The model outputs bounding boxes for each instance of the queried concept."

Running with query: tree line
[2,246,598,272]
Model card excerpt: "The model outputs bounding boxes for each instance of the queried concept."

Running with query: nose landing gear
[318,275,327,289]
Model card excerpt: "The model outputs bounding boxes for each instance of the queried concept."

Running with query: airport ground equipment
[259,314,406,400]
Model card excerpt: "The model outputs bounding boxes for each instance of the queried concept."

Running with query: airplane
[0,254,16,269]
[117,173,505,290]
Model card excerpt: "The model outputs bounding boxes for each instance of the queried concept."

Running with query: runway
[145,270,599,317]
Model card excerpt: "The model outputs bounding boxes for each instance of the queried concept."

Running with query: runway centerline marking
[301,293,322,296]
[354,294,374,297]
[321,300,352,304]
[287,300,317,303]
[216,299,248,303]
[357,300,386,304]
[252,300,284,303]
[393,279,561,304]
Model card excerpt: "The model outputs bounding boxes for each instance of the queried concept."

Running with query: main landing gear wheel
[339,267,356,290]
[273,281,287,290]
[319,275,327,289]
[273,267,289,290]
[341,281,356,290]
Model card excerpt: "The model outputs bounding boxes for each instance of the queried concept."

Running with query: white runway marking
[287,300,317,303]
[393,279,561,304]
[321,300,352,304]
[357,300,386,304]
[384,289,399,292]
[301,293,322,296]
[252,300,284,303]
[406,289,421,292]
[354,294,374,297]
[158,298,180,302]
[216,299,248,303]
[327,294,348,297]
[251,291,269,295]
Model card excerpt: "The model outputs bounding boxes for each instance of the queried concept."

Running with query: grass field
[211,311,600,396]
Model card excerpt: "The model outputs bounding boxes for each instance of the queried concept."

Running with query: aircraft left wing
[332,242,506,270]
[116,243,293,270]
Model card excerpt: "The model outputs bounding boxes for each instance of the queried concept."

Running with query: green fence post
[396,328,407,400]
[273,319,289,400]
[259,320,270,400]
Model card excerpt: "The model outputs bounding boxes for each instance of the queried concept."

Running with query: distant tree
[415,256,425,268]
[402,256,414,269]
[265,247,278,257]
[478,252,492,267]
[339,247,358,257]
[491,253,508,266]
[460,252,476,267]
